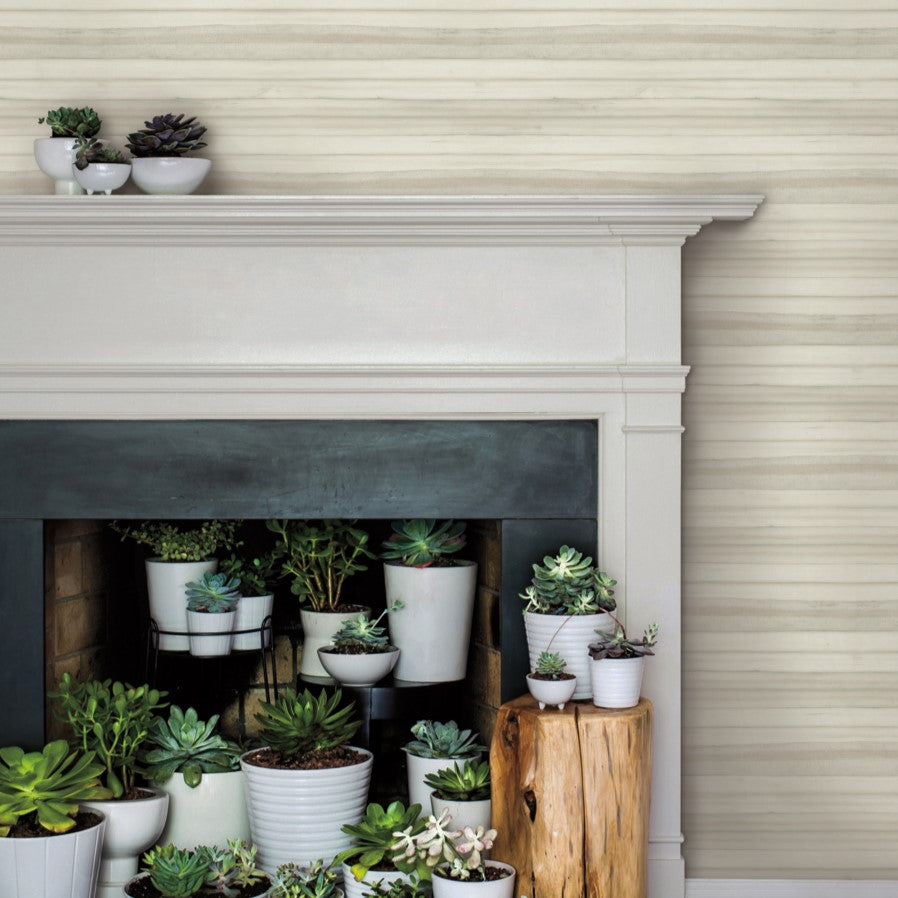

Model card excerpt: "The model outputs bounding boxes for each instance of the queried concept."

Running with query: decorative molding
[686,880,898,898]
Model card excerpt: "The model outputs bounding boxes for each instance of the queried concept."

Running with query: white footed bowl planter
[430,795,492,834]
[0,810,106,898]
[431,861,516,898]
[404,751,480,812]
[590,656,646,709]
[525,674,577,710]
[234,593,275,650]
[340,863,409,898]
[241,746,373,873]
[300,607,370,680]
[72,162,131,195]
[130,157,211,195]
[187,609,236,657]
[146,557,218,651]
[33,137,83,194]
[523,611,614,701]
[385,561,477,682]
[318,647,399,687]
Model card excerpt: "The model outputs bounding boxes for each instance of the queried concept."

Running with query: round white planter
[187,608,236,657]
[523,611,614,701]
[0,809,106,898]
[153,769,250,849]
[146,557,218,651]
[385,562,477,682]
[430,795,491,834]
[240,746,373,873]
[130,156,211,195]
[72,162,131,195]
[431,861,516,898]
[318,647,399,687]
[590,656,646,709]
[341,862,409,898]
[300,607,370,680]
[403,751,480,812]
[33,137,84,194]
[234,592,275,651]
[124,871,276,898]
[525,673,577,710]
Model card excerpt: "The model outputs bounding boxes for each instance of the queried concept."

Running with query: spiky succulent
[204,840,269,897]
[424,759,491,802]
[271,860,340,898]
[185,572,242,613]
[142,844,208,898]
[333,800,425,880]
[534,651,568,679]
[382,519,466,567]
[38,106,101,138]
[126,113,208,157]
[331,610,392,654]
[73,136,129,170]
[404,721,486,760]
[588,622,659,660]
[518,545,617,615]
[256,687,359,756]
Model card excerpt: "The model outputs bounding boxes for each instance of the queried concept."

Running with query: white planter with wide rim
[130,156,211,195]
[318,646,399,687]
[523,611,615,701]
[300,607,370,680]
[234,593,275,651]
[431,861,516,898]
[240,746,373,873]
[146,557,218,651]
[525,673,577,710]
[0,809,106,898]
[71,162,131,195]
[124,871,275,898]
[385,561,477,682]
[430,795,492,834]
[590,656,646,709]
[187,608,236,657]
[404,751,480,812]
[33,137,84,194]
[340,863,409,898]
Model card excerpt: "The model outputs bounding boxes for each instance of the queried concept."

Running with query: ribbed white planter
[146,557,218,651]
[153,769,250,849]
[432,861,516,898]
[523,611,614,701]
[525,674,577,710]
[404,751,480,812]
[0,810,106,898]
[385,562,477,682]
[430,796,491,834]
[240,747,373,873]
[234,593,275,651]
[341,863,410,898]
[590,656,646,709]
[187,609,236,657]
[318,647,399,687]
[124,871,275,898]
[300,607,370,680]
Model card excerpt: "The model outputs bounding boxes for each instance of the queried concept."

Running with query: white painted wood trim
[686,880,898,898]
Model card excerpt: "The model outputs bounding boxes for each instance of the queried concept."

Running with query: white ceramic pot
[187,608,236,657]
[523,611,614,701]
[318,647,399,687]
[431,861,516,898]
[525,673,577,710]
[124,871,276,898]
[404,751,480,812]
[300,607,370,681]
[0,809,105,898]
[385,562,477,682]
[153,769,250,849]
[33,137,84,194]
[430,795,492,834]
[146,557,218,651]
[81,789,169,898]
[590,656,646,709]
[341,863,409,898]
[130,156,211,195]
[241,746,373,873]
[72,162,131,195]
[234,592,275,651]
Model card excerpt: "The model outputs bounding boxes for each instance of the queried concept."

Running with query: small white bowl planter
[233,592,275,651]
[431,861,516,898]
[0,809,106,898]
[525,674,577,710]
[187,608,236,657]
[404,751,480,812]
[430,795,492,834]
[317,647,400,687]
[340,863,409,898]
[71,162,131,195]
[590,656,646,709]
[300,607,370,681]
[146,557,218,651]
[130,156,211,194]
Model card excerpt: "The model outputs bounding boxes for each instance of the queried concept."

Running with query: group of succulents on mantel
[33,105,211,196]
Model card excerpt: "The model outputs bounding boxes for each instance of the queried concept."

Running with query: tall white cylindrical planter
[523,611,614,700]
[187,609,236,657]
[404,751,480,812]
[430,796,491,834]
[0,811,106,898]
[590,656,646,709]
[241,747,373,873]
[341,863,409,898]
[300,608,370,680]
[431,862,516,898]
[146,558,218,651]
[385,562,477,682]
[234,593,275,650]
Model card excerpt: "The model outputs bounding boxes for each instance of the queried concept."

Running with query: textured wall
[3,1,896,881]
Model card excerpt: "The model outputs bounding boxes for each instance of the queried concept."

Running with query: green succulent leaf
[382,519,467,567]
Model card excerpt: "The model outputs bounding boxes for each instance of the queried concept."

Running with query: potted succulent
[424,761,491,834]
[185,572,242,657]
[267,519,374,680]
[240,687,373,872]
[34,105,101,194]
[270,859,343,898]
[71,136,131,194]
[588,619,659,709]
[221,550,279,650]
[126,113,211,194]
[402,721,486,811]
[525,651,577,710]
[318,610,400,687]
[363,878,433,898]
[140,706,250,849]
[0,740,111,898]
[111,520,240,651]
[51,674,170,898]
[518,545,617,701]
[383,520,476,683]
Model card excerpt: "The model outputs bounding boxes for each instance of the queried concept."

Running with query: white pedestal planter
[525,674,577,710]
[234,593,275,651]
[146,558,218,651]
[523,611,614,701]
[187,609,236,657]
[590,656,646,709]
[404,751,480,812]
[240,747,373,873]
[300,607,370,680]
[430,796,491,834]
[385,562,477,682]
[0,810,106,898]
[431,861,516,898]
[33,137,83,194]
[318,647,399,687]
[341,863,409,898]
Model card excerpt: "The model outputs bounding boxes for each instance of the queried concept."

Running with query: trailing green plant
[423,759,490,802]
[185,571,242,613]
[255,687,359,756]
[533,651,570,680]
[126,113,208,157]
[73,135,129,169]
[140,705,241,787]
[110,520,241,562]
[588,619,659,660]
[220,550,279,597]
[51,674,167,797]
[38,105,101,138]
[518,545,617,616]
[270,859,340,898]
[141,844,208,898]
[330,610,392,654]
[404,720,486,760]
[203,840,270,897]
[0,740,111,836]
[266,519,374,612]
[381,520,466,567]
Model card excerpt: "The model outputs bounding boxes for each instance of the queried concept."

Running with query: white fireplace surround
[0,194,762,898]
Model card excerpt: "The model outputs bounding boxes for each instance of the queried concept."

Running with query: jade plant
[270,860,340,898]
[423,759,490,802]
[126,113,208,157]
[329,610,393,654]
[382,519,466,567]
[518,545,617,616]
[38,105,101,138]
[255,687,359,757]
[404,720,486,760]
[588,620,659,660]
[110,520,240,562]
[73,136,129,169]
[220,550,279,597]
[185,572,242,613]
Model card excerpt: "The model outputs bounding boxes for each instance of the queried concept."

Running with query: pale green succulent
[534,651,568,679]
[256,688,359,756]
[185,572,242,613]
[519,545,616,616]
[270,860,340,898]
[588,622,659,660]
[331,610,392,654]
[142,844,208,898]
[404,720,486,760]
[382,519,466,567]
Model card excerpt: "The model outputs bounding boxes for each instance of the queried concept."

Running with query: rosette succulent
[126,113,208,157]
[588,621,659,660]
[38,105,101,138]
[423,759,490,802]
[330,610,392,654]
[404,720,486,760]
[185,572,242,613]
[73,136,129,169]
[382,519,466,567]
[518,545,617,615]
[141,844,209,898]
[255,687,359,756]
[533,651,569,679]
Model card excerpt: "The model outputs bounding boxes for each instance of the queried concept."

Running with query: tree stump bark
[490,695,652,898]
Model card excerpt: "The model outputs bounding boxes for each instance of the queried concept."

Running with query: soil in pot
[434,867,512,883]
[243,745,367,771]
[528,672,576,681]
[6,809,102,838]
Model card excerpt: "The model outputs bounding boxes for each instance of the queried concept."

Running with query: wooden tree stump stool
[491,695,653,898]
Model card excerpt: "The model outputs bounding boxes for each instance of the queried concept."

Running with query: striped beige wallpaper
[2,1,896,881]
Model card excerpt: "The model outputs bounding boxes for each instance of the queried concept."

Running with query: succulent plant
[330,610,392,654]
[185,571,242,613]
[255,687,359,756]
[271,859,341,898]
[0,740,111,836]
[423,759,491,802]
[204,839,270,897]
[518,545,617,616]
[395,812,499,883]
[333,800,425,880]
[220,550,279,597]
[382,520,466,567]
[362,877,433,898]
[588,621,659,660]
[533,651,569,679]
[73,136,129,170]
[110,520,241,562]
[38,106,101,138]
[141,844,208,897]
[404,720,486,760]
[126,113,208,157]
